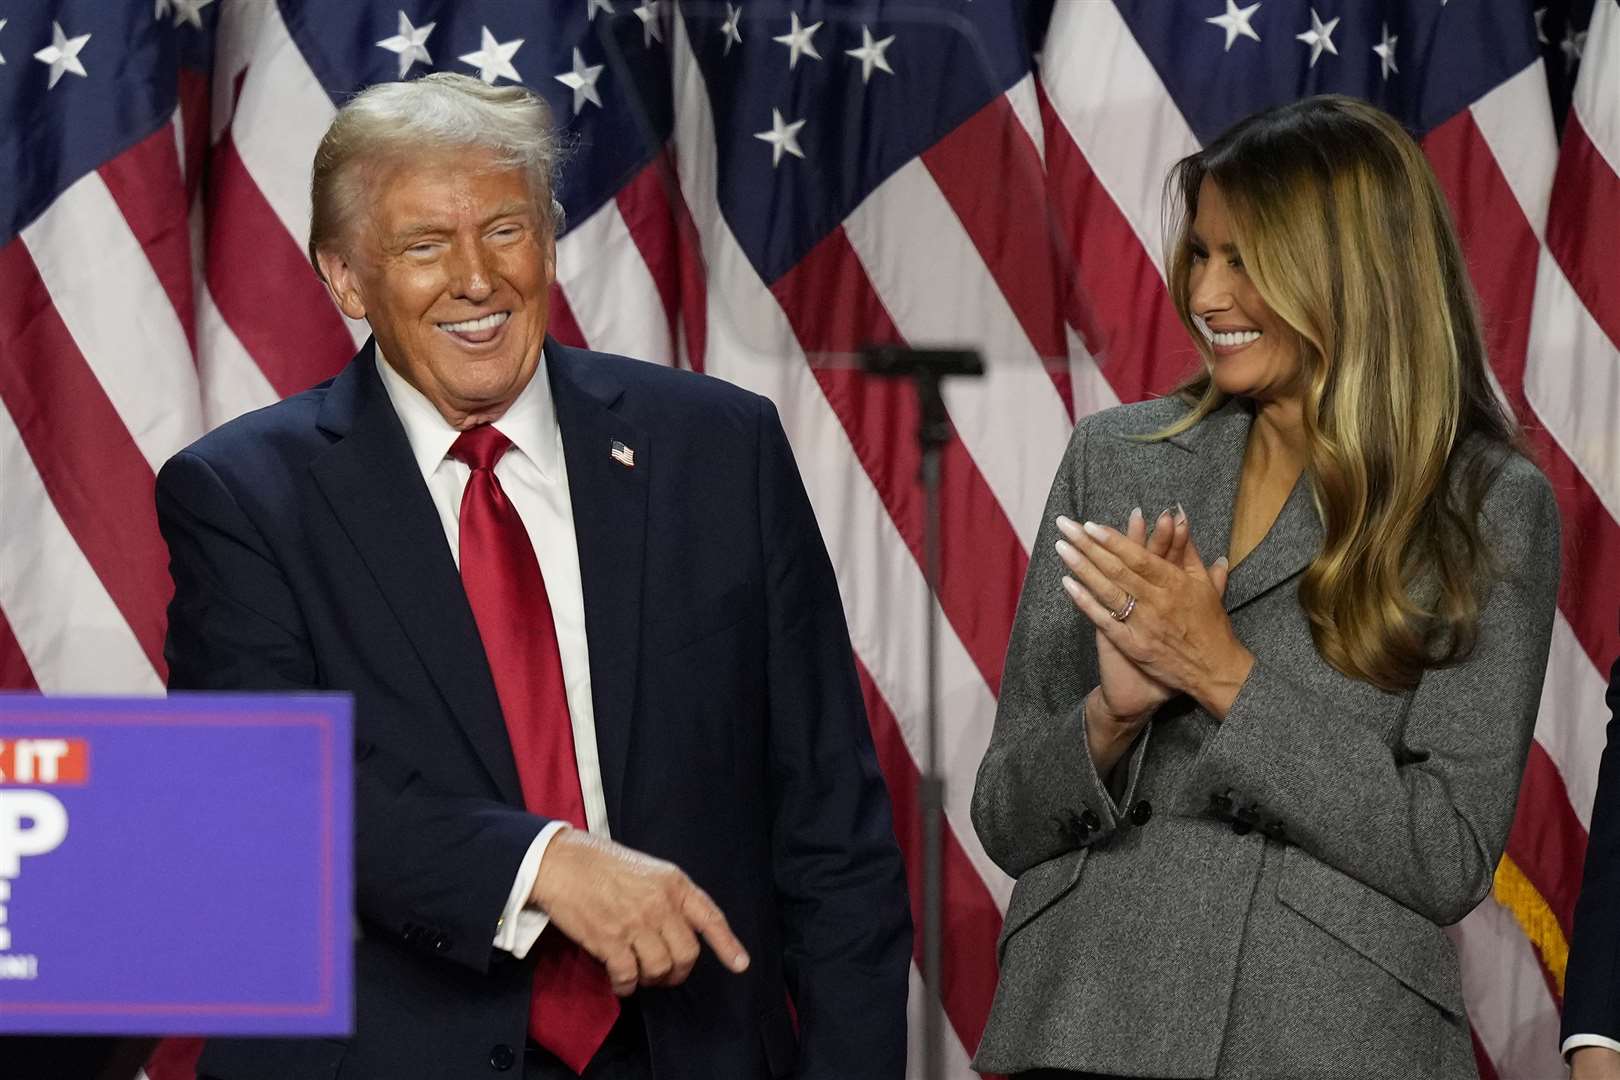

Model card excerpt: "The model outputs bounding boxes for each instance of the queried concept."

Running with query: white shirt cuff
[492,821,568,958]
[1563,1033,1620,1059]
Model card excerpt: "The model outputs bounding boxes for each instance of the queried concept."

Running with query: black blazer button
[1210,791,1234,816]
[489,1044,516,1071]
[1129,799,1153,826]
[1080,809,1101,832]
[1232,803,1258,836]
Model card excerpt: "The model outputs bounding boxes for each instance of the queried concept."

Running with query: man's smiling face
[320,147,555,429]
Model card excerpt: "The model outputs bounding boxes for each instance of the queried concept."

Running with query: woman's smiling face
[1187,177,1305,405]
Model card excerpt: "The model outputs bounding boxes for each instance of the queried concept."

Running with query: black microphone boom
[858,344,985,1080]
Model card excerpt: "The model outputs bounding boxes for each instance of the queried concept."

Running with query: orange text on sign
[0,739,89,785]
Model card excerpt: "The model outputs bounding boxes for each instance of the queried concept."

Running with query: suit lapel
[309,345,524,805]
[1221,471,1322,612]
[547,342,648,830]
[1165,397,1322,613]
[1164,397,1248,580]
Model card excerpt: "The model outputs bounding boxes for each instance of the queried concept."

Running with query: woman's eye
[1189,247,1208,263]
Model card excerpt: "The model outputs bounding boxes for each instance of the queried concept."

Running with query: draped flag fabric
[0,2,1612,1077]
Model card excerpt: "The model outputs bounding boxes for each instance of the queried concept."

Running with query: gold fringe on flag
[1492,853,1569,997]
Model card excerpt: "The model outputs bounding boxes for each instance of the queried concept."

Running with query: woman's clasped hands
[1054,507,1255,771]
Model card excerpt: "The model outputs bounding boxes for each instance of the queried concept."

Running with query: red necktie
[450,426,619,1075]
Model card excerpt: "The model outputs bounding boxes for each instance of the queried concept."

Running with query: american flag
[0,2,1611,1078]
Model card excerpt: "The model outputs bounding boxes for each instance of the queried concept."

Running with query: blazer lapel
[547,342,648,830]
[1164,397,1248,578]
[1164,397,1322,613]
[1221,472,1322,612]
[308,345,524,805]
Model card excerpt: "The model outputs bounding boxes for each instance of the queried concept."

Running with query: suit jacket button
[489,1044,516,1071]
[1232,804,1258,836]
[433,933,451,951]
[1210,792,1234,816]
[1080,809,1101,832]
[1129,800,1153,826]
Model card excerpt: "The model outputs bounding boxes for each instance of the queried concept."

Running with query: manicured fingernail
[1054,516,1080,540]
[1055,539,1078,561]
[1175,502,1187,522]
[1158,506,1174,522]
[1215,555,1229,568]
[1129,507,1143,527]
[1082,520,1107,540]
[734,951,750,970]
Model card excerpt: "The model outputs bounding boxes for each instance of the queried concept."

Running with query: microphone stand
[860,346,985,1080]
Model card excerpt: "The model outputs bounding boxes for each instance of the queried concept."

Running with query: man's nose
[448,242,494,302]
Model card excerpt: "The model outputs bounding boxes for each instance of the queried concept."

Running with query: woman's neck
[1246,396,1309,476]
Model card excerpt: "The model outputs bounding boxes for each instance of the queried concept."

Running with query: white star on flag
[720,4,743,55]
[459,27,524,85]
[1205,0,1261,51]
[846,26,895,83]
[754,107,806,167]
[587,0,615,19]
[154,0,171,19]
[773,12,823,69]
[377,12,434,80]
[1373,22,1398,79]
[33,21,91,89]
[1534,7,1549,45]
[0,19,7,66]
[555,47,604,115]
[1294,8,1339,67]
[1560,24,1588,73]
[634,1,664,46]
[170,0,215,30]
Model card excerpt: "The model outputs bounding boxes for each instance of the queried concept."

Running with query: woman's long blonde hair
[1160,95,1521,691]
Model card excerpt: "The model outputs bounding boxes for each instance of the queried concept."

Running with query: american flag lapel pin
[610,439,636,468]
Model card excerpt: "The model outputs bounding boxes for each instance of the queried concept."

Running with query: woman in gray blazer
[971,95,1561,1080]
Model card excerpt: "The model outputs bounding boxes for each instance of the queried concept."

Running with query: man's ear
[542,228,557,289]
[316,248,368,321]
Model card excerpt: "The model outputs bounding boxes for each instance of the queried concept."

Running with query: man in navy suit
[1565,635,1620,1078]
[156,73,910,1080]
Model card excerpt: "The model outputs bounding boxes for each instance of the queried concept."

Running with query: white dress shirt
[1563,1032,1620,1059]
[376,351,607,959]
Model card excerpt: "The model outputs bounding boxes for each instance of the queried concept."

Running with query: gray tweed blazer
[971,396,1560,1080]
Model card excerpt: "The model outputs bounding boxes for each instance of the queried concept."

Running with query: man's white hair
[307,72,565,278]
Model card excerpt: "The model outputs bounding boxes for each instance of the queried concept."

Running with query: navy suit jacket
[155,340,911,1080]
[1564,631,1620,1050]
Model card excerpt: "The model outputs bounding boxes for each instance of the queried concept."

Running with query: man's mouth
[438,311,510,343]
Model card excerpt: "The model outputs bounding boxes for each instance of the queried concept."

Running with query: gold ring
[1109,592,1137,622]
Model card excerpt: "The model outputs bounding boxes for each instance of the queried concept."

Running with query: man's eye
[407,243,438,256]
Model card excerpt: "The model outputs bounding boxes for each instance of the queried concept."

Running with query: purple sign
[0,694,351,1035]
